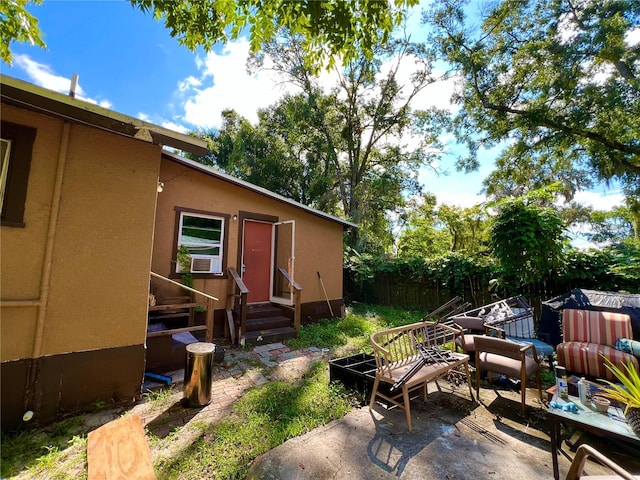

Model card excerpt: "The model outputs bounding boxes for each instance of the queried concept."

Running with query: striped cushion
[557,342,639,380]
[562,309,632,347]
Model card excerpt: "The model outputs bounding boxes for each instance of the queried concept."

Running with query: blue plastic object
[550,400,578,412]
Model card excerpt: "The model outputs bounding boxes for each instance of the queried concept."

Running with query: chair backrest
[474,335,522,361]
[562,309,633,346]
[453,316,485,332]
[370,321,460,377]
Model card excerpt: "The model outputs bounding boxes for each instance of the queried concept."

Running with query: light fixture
[157,181,164,193]
[233,214,238,221]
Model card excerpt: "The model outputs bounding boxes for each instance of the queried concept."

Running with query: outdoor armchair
[474,335,542,415]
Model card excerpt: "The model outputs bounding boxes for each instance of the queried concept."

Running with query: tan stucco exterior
[1,104,160,361]
[151,157,346,310]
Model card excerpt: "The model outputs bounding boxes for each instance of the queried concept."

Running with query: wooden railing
[149,272,218,342]
[277,267,303,333]
[226,267,248,344]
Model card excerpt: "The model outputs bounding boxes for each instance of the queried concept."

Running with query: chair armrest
[566,444,638,480]
[519,342,539,361]
[485,324,505,338]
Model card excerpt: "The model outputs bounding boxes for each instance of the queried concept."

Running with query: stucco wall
[1,105,160,361]
[151,158,345,307]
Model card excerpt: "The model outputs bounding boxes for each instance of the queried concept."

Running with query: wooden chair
[369,321,474,431]
[473,336,542,415]
[566,444,639,480]
[453,315,504,355]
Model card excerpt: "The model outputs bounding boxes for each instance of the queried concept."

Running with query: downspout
[25,121,71,415]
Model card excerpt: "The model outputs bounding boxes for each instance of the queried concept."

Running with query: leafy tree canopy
[1,0,45,64]
[424,0,640,201]
[131,0,418,71]
[489,189,567,285]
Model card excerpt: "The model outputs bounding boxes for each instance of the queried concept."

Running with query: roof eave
[0,74,207,155]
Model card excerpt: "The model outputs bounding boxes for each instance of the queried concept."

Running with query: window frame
[1,121,37,228]
[172,207,230,278]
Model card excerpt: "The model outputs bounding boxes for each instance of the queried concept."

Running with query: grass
[153,361,357,479]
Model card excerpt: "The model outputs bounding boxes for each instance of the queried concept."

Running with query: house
[1,74,353,431]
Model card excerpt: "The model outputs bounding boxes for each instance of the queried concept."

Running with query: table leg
[550,415,560,480]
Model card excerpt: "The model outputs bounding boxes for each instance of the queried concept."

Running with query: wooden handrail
[277,267,302,291]
[150,272,218,301]
[277,267,302,333]
[226,267,248,344]
[228,267,249,294]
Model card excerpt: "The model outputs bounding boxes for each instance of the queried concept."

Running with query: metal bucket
[183,342,216,407]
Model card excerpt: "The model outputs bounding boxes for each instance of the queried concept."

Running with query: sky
[2,0,626,246]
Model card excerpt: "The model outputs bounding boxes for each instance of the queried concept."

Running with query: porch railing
[227,267,248,344]
[277,267,303,333]
[149,271,218,342]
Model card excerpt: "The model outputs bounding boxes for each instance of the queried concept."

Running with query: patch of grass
[1,416,88,479]
[154,361,357,480]
[288,303,423,353]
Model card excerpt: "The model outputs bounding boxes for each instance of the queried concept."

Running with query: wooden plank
[148,302,206,312]
[146,325,207,337]
[87,414,156,480]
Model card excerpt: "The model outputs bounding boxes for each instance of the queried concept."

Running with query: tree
[489,193,567,286]
[1,0,45,64]
[424,0,640,201]
[131,0,418,71]
[193,105,337,212]
[396,194,451,258]
[244,33,442,253]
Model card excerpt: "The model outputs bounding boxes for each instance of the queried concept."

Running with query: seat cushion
[456,334,477,353]
[478,351,538,379]
[562,309,633,347]
[556,341,639,380]
[507,337,554,357]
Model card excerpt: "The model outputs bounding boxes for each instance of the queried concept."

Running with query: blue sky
[2,0,625,238]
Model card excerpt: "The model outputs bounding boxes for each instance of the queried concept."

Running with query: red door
[242,220,272,303]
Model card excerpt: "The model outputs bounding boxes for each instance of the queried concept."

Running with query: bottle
[555,365,568,399]
[578,377,590,404]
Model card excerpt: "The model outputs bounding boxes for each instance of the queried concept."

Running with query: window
[177,212,225,274]
[1,121,37,227]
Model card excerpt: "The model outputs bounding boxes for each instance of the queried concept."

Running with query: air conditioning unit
[191,256,214,273]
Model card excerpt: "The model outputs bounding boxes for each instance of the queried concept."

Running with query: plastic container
[183,342,216,407]
[578,377,590,404]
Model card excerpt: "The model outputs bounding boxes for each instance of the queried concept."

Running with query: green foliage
[424,0,640,201]
[131,0,418,72]
[0,0,45,64]
[489,195,566,285]
[176,244,194,288]
[1,416,87,479]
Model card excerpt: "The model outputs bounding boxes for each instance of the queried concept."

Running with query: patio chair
[566,444,639,480]
[453,315,503,355]
[474,335,542,415]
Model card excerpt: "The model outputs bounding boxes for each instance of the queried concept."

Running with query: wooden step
[246,315,292,332]
[246,303,284,319]
[244,326,297,346]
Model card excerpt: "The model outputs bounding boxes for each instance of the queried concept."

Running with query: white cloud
[572,190,625,211]
[180,39,302,129]
[13,54,113,108]
[160,120,189,134]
